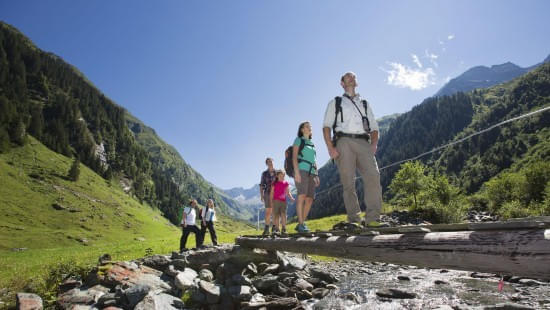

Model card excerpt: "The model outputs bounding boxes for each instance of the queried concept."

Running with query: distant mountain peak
[435,55,548,97]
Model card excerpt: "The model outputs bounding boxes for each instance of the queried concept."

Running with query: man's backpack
[332,96,371,136]
[284,139,306,178]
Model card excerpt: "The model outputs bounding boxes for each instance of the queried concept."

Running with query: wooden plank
[236,228,550,280]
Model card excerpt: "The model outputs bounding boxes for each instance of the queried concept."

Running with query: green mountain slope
[0,136,255,299]
[311,63,550,219]
[0,21,249,224]
[0,136,179,250]
[125,114,255,221]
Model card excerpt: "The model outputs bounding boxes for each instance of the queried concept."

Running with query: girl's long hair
[297,121,312,139]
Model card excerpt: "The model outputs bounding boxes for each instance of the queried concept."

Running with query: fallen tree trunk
[236,228,550,280]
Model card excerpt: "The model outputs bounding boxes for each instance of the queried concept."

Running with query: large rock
[376,288,417,299]
[199,280,222,304]
[309,268,339,284]
[56,288,100,309]
[277,252,307,271]
[294,278,313,292]
[173,245,277,270]
[101,261,172,292]
[134,292,185,310]
[199,269,214,282]
[123,284,150,309]
[174,268,199,290]
[252,275,278,292]
[227,285,252,301]
[16,293,42,310]
[139,255,172,272]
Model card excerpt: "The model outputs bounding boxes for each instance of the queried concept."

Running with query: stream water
[306,261,550,309]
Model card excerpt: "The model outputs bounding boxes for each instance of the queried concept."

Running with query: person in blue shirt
[292,121,320,232]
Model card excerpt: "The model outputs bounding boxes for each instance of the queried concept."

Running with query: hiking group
[179,198,218,252]
[259,71,383,235]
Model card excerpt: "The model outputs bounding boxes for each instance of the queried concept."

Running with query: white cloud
[384,62,436,91]
[424,50,439,67]
[411,54,422,68]
[447,34,455,40]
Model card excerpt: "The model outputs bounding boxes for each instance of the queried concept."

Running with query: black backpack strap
[333,96,343,135]
[362,99,371,132]
[299,137,306,155]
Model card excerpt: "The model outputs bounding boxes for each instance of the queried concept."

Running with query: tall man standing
[259,157,276,235]
[322,72,383,227]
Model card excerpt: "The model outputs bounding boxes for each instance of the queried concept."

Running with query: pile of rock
[16,245,339,310]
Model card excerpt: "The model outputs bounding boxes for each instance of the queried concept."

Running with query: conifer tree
[68,156,80,181]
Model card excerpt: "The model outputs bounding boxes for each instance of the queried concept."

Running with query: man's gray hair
[341,71,356,82]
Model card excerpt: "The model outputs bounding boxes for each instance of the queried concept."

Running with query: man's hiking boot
[361,220,390,228]
[281,228,288,237]
[272,228,280,237]
[262,225,270,236]
[332,221,361,231]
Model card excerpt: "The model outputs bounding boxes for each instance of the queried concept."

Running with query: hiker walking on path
[270,170,295,236]
[200,199,218,246]
[260,158,277,236]
[180,199,202,252]
[322,71,383,227]
[293,121,319,232]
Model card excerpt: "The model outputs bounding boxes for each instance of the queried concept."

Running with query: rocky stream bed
[10,243,550,310]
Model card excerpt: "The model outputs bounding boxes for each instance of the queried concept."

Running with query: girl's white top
[201,208,217,222]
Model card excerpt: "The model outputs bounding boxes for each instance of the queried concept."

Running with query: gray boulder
[199,280,221,304]
[174,268,198,290]
[16,293,42,310]
[199,269,214,282]
[134,292,185,310]
[227,285,252,301]
[123,284,150,308]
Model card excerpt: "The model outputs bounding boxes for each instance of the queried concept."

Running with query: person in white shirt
[200,199,218,246]
[180,199,202,252]
[322,72,383,227]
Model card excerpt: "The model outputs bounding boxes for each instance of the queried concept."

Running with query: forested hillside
[310,62,550,219]
[0,22,246,223]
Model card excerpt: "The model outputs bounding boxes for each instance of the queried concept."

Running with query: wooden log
[236,229,550,280]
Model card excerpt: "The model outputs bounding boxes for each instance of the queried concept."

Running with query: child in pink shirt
[270,170,295,236]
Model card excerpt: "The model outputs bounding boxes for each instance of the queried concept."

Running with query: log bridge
[236,217,550,280]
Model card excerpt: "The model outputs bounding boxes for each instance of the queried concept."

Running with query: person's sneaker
[180,248,189,253]
[281,228,288,237]
[272,228,280,236]
[262,225,270,236]
[301,222,310,232]
[294,223,303,232]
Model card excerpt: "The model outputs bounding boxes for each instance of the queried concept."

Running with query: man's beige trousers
[335,137,382,223]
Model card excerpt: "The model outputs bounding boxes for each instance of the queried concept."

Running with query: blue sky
[2,1,549,189]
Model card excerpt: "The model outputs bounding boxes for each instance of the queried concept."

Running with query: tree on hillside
[68,156,80,181]
[389,161,428,210]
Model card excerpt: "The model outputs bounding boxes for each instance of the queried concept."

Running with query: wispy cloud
[384,62,436,91]
[447,34,455,40]
[424,50,439,67]
[411,54,423,68]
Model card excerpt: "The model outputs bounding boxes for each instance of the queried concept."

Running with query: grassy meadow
[0,137,255,305]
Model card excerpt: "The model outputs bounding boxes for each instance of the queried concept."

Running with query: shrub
[497,200,534,219]
[484,172,526,213]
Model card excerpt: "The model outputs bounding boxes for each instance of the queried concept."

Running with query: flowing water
[305,261,550,309]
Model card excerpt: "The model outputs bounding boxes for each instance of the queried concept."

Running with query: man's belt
[335,132,370,139]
